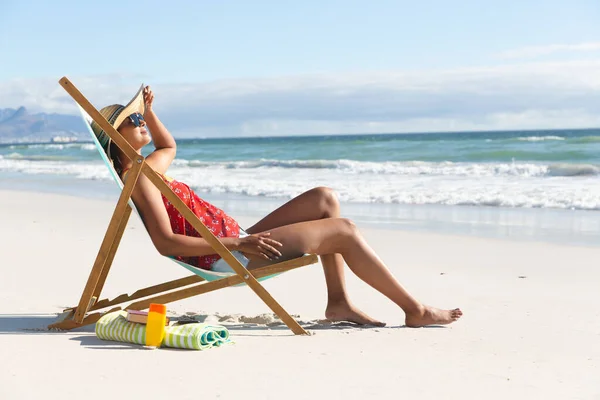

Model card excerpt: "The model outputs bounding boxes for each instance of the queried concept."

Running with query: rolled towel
[95,310,231,350]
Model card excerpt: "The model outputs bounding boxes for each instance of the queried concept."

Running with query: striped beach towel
[95,311,231,350]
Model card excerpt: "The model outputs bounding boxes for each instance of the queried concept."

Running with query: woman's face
[117,113,151,150]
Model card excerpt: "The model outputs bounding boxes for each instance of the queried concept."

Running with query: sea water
[1,129,599,246]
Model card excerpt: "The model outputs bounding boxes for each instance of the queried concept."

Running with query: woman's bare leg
[247,218,463,327]
[245,187,384,326]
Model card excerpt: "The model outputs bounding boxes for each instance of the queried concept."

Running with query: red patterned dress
[159,173,241,270]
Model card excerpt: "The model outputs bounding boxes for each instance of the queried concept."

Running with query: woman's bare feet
[325,300,386,327]
[405,305,463,327]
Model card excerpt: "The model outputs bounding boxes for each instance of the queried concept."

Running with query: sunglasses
[127,112,145,127]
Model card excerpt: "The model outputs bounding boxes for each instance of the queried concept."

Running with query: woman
[91,85,462,328]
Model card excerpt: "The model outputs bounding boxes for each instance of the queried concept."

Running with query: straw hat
[90,84,146,159]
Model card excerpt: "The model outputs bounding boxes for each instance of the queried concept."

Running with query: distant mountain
[0,107,88,143]
[0,107,22,123]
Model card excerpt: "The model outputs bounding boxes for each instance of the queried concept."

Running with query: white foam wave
[8,143,95,151]
[168,163,600,210]
[3,152,79,162]
[0,158,111,180]
[517,136,565,142]
[173,158,598,177]
[547,163,600,177]
[1,158,599,210]
[80,143,97,151]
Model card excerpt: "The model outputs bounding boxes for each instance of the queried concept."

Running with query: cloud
[495,42,600,60]
[1,61,599,137]
[0,73,147,115]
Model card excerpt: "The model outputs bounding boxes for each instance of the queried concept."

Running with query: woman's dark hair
[109,141,124,178]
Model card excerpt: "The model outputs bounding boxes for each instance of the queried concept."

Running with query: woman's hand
[142,84,177,175]
[236,232,283,261]
[143,85,155,112]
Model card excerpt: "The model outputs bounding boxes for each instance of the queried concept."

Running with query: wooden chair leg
[49,307,121,331]
[91,205,132,301]
[73,160,143,323]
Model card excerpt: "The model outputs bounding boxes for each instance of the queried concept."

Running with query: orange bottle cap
[149,303,167,314]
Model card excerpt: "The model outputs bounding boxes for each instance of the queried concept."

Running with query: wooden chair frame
[48,77,317,335]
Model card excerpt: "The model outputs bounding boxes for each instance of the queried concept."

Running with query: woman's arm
[142,86,176,175]
[130,174,232,256]
[129,173,282,260]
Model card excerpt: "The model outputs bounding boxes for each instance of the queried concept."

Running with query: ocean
[1,128,599,246]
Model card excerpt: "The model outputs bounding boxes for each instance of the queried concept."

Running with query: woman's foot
[405,305,463,327]
[325,300,386,327]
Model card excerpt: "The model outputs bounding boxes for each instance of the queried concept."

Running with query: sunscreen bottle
[145,303,167,348]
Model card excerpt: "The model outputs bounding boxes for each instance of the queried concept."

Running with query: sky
[1,0,599,137]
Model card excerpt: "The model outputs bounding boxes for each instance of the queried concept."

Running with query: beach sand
[1,189,599,399]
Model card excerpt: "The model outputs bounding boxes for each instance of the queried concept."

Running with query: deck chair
[48,77,318,335]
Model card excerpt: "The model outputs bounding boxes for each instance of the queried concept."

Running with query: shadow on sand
[0,313,443,349]
[0,314,94,334]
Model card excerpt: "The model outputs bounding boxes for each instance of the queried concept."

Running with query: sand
[1,189,599,399]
